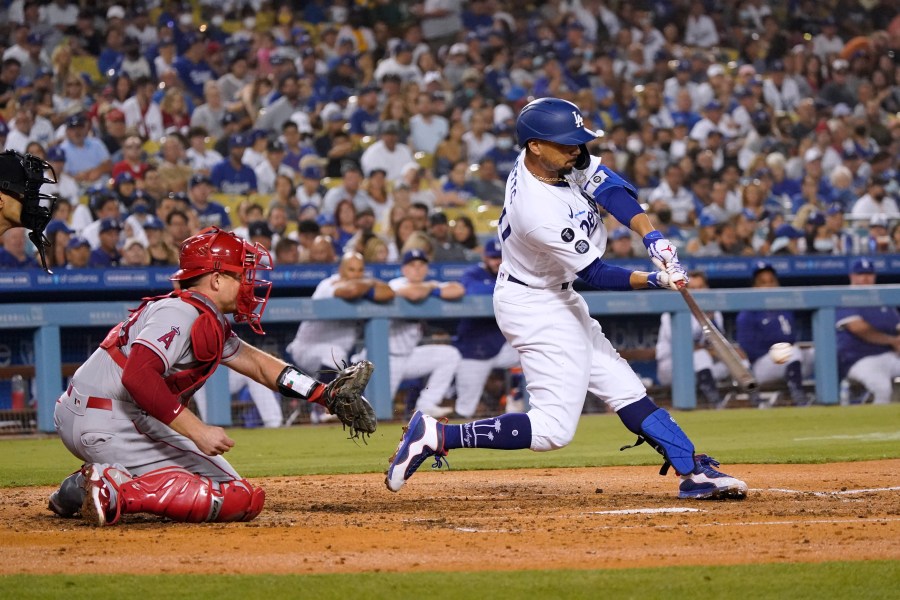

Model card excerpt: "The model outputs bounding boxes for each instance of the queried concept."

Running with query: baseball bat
[678,287,758,392]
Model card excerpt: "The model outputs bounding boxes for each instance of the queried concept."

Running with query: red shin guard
[116,467,264,523]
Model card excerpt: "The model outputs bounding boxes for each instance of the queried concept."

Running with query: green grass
[2,405,898,596]
[2,404,898,487]
[1,561,898,599]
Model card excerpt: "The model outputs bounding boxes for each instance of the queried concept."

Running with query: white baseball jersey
[498,150,607,288]
[387,277,427,355]
[655,311,728,386]
[493,151,647,452]
[287,274,362,372]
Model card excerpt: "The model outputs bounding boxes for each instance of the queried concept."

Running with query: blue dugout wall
[2,284,900,433]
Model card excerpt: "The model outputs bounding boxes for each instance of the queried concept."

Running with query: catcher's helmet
[515,97,599,146]
[171,227,273,334]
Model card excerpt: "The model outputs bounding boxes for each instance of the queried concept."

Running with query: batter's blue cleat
[678,455,748,500]
[385,410,448,493]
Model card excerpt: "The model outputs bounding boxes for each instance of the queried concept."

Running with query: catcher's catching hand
[322,360,377,441]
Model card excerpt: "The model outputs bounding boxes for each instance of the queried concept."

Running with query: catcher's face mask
[0,150,59,273]
[171,227,273,334]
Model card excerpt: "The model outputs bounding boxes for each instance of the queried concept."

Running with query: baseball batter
[0,149,58,271]
[452,238,521,418]
[48,227,373,526]
[835,258,900,404]
[735,262,815,406]
[387,98,747,500]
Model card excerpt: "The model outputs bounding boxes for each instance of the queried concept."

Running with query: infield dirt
[2,460,898,574]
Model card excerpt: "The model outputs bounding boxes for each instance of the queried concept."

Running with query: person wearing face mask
[850,175,900,220]
[483,123,519,180]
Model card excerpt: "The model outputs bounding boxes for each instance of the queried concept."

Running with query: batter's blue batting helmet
[515,98,599,146]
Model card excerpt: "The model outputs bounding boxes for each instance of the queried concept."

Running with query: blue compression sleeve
[576,258,633,290]
[597,186,643,227]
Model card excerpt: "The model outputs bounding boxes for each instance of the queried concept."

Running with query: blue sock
[616,396,659,435]
[442,414,532,450]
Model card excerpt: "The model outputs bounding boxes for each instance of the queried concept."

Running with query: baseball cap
[850,258,876,274]
[869,214,889,228]
[380,120,401,135]
[329,87,351,102]
[449,43,468,56]
[221,112,241,126]
[806,210,825,226]
[429,212,448,226]
[248,220,273,238]
[825,203,843,216]
[301,165,322,179]
[66,235,90,250]
[114,171,135,185]
[46,145,66,162]
[704,100,724,111]
[706,64,725,78]
[106,5,126,19]
[484,238,502,258]
[832,103,852,117]
[67,113,87,128]
[751,260,776,278]
[26,32,44,46]
[803,147,823,163]
[698,214,720,228]
[315,213,335,227]
[229,133,250,148]
[189,173,212,187]
[142,215,164,230]
[99,217,123,233]
[774,224,803,239]
[610,226,632,240]
[768,59,785,72]
[45,220,74,236]
[267,138,286,152]
[402,249,429,265]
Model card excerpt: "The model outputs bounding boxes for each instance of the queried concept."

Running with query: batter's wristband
[430,286,443,298]
[643,231,664,248]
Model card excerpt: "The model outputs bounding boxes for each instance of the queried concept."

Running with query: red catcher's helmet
[171,227,273,334]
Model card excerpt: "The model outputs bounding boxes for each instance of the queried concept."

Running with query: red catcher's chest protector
[99,290,232,401]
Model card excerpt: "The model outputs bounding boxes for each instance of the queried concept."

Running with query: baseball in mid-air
[768,342,794,364]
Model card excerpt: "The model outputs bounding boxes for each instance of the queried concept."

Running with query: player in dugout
[386,98,748,500]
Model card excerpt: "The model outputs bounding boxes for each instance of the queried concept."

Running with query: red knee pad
[215,479,265,522]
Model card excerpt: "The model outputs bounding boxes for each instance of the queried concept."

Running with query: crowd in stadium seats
[0,0,898,271]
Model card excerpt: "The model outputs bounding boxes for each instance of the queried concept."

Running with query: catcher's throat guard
[0,150,59,272]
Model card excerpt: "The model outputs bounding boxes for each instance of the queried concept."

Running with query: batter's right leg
[82,464,265,526]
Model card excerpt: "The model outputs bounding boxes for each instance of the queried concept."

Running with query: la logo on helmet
[572,111,584,128]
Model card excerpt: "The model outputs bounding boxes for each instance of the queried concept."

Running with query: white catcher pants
[493,281,646,452]
[454,343,520,418]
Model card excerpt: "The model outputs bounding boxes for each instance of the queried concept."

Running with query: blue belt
[507,274,570,291]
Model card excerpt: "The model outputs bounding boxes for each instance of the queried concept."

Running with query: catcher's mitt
[322,360,377,441]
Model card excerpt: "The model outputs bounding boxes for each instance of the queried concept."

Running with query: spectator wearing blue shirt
[172,34,215,102]
[60,113,112,190]
[0,227,38,269]
[836,258,900,404]
[437,160,479,207]
[483,124,519,181]
[348,85,382,142]
[452,239,520,417]
[97,28,124,77]
[210,134,257,196]
[188,173,231,229]
[89,218,123,268]
[735,262,814,406]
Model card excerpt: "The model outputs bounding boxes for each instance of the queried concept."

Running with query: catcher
[48,227,376,526]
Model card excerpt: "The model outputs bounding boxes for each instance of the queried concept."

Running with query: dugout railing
[2,284,900,433]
